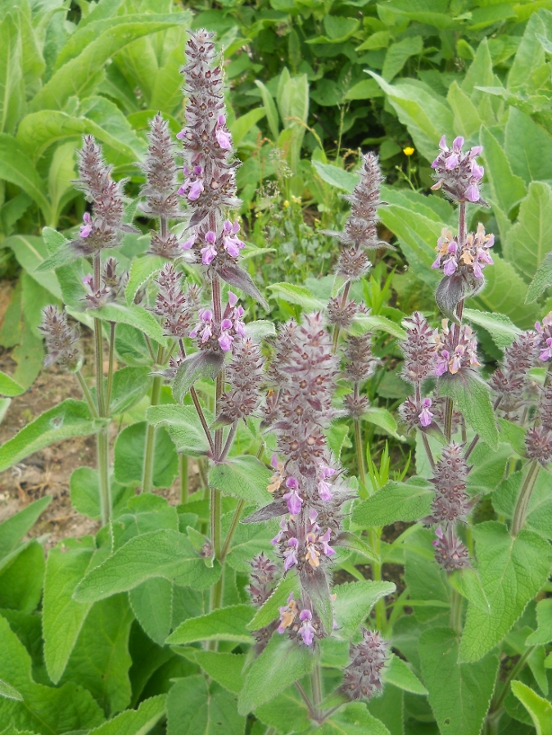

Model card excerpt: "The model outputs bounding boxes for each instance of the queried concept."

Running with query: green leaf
[0,135,50,221]
[438,372,499,450]
[507,10,548,93]
[109,366,152,415]
[511,680,552,735]
[332,580,395,640]
[362,407,405,441]
[167,676,245,735]
[247,574,298,632]
[69,467,133,521]
[125,255,165,306]
[230,108,266,147]
[320,702,390,734]
[384,654,427,695]
[382,36,423,83]
[254,80,279,140]
[505,108,552,186]
[238,634,316,715]
[527,254,552,304]
[0,678,22,701]
[61,594,133,716]
[349,312,406,340]
[267,282,325,310]
[526,599,552,646]
[48,141,78,228]
[43,537,96,684]
[311,161,358,193]
[114,495,179,548]
[480,126,527,217]
[74,529,220,603]
[94,304,166,345]
[368,73,453,164]
[492,469,552,539]
[36,229,77,272]
[460,522,552,662]
[114,422,178,489]
[0,540,44,612]
[0,371,24,397]
[224,519,279,574]
[183,651,245,695]
[420,627,499,735]
[0,495,51,559]
[30,18,190,112]
[448,568,490,614]
[4,235,62,301]
[462,308,521,349]
[344,78,384,101]
[504,182,552,283]
[352,479,433,528]
[146,404,213,457]
[86,694,166,735]
[0,399,104,473]
[129,578,173,646]
[0,12,24,136]
[0,614,104,733]
[168,604,254,646]
[209,456,272,506]
[447,81,481,139]
[255,687,310,734]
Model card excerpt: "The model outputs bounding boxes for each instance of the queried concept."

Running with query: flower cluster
[72,136,135,255]
[341,629,388,702]
[434,320,480,376]
[342,333,378,419]
[490,330,540,414]
[151,263,200,338]
[270,506,336,574]
[535,312,552,362]
[432,525,470,572]
[82,257,128,309]
[247,553,279,607]
[427,442,471,525]
[216,338,264,425]
[526,427,552,466]
[400,312,436,385]
[431,136,486,205]
[189,291,245,353]
[432,223,494,279]
[39,306,82,372]
[277,593,322,647]
[181,219,245,266]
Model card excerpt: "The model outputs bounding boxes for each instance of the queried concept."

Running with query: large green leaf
[0,12,24,136]
[507,10,548,93]
[61,594,133,716]
[0,615,104,733]
[167,604,254,646]
[183,651,245,695]
[85,695,166,735]
[43,537,96,684]
[382,36,423,83]
[74,529,221,603]
[368,73,453,163]
[238,634,316,715]
[420,627,499,735]
[93,304,166,345]
[480,126,526,216]
[209,456,272,506]
[0,540,44,612]
[125,255,165,306]
[30,17,191,112]
[352,478,433,528]
[526,599,552,646]
[460,522,552,662]
[146,404,213,458]
[167,676,245,735]
[0,399,104,473]
[504,182,552,283]
[447,81,481,139]
[129,577,173,646]
[462,309,521,350]
[114,422,178,489]
[0,135,50,221]
[504,108,552,186]
[319,702,390,734]
[492,469,552,539]
[332,581,395,640]
[511,680,552,735]
[4,235,62,300]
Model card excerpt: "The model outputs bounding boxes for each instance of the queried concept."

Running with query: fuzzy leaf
[146,404,213,457]
[362,407,405,441]
[504,182,552,283]
[492,470,552,539]
[86,694,166,735]
[267,283,325,311]
[69,467,133,521]
[0,371,24,397]
[511,680,552,735]
[0,135,50,221]
[0,399,105,473]
[527,599,552,646]
[238,634,317,715]
[182,651,245,695]
[94,304,166,345]
[0,679,22,701]
[172,352,224,403]
[460,522,552,662]
[167,604,254,646]
[311,161,357,193]
[209,456,272,505]
[114,422,178,489]
[352,478,433,528]
[438,371,499,450]
[167,676,245,735]
[0,495,51,559]
[527,254,552,304]
[462,308,521,349]
[74,529,221,603]
[108,367,152,415]
[247,574,299,632]
[420,627,499,735]
[384,654,427,695]
[217,264,268,309]
[129,578,173,646]
[319,703,390,734]
[333,580,395,640]
[125,255,165,306]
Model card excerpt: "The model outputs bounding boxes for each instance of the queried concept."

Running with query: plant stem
[97,425,111,527]
[142,345,164,493]
[311,664,323,720]
[511,461,540,536]
[178,339,215,455]
[353,415,366,494]
[295,681,317,721]
[490,646,535,719]
[220,423,237,462]
[332,280,351,353]
[94,319,106,417]
[220,499,244,561]
[105,322,116,411]
[450,587,463,635]
[76,371,98,418]
[180,454,188,504]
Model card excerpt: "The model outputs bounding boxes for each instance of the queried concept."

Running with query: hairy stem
[97,426,111,527]
[511,461,540,537]
[142,345,164,493]
[332,280,351,353]
[311,664,323,721]
[220,423,238,462]
[178,339,215,455]
[180,454,188,504]
[105,322,116,411]
[295,681,318,721]
[220,499,245,562]
[450,587,463,635]
[490,646,535,718]
[76,371,98,418]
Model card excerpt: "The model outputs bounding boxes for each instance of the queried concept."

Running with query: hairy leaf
[333,580,395,640]
[438,371,499,450]
[167,676,245,735]
[209,456,272,505]
[146,404,213,457]
[168,604,254,646]
[353,478,433,527]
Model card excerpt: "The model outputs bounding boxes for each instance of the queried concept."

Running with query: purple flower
[431,136,487,205]
[218,330,234,352]
[419,398,433,427]
[443,256,458,276]
[181,235,196,251]
[228,290,238,308]
[540,338,552,361]
[299,609,315,646]
[283,538,299,571]
[216,128,232,150]
[80,212,92,238]
[201,244,217,265]
[283,477,303,514]
[319,528,335,557]
[188,179,204,201]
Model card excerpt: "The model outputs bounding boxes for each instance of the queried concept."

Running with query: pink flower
[318,480,333,502]
[319,528,335,557]
[216,128,232,150]
[283,538,298,571]
[435,350,450,376]
[181,235,196,250]
[465,184,479,203]
[283,477,303,514]
[82,274,93,285]
[228,291,238,308]
[299,609,315,646]
[219,331,234,352]
[443,257,458,276]
[188,179,204,201]
[201,245,217,265]
[419,398,433,427]
[80,212,92,238]
[540,338,552,361]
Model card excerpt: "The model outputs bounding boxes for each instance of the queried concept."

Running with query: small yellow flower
[283,200,290,208]
[403,146,415,156]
